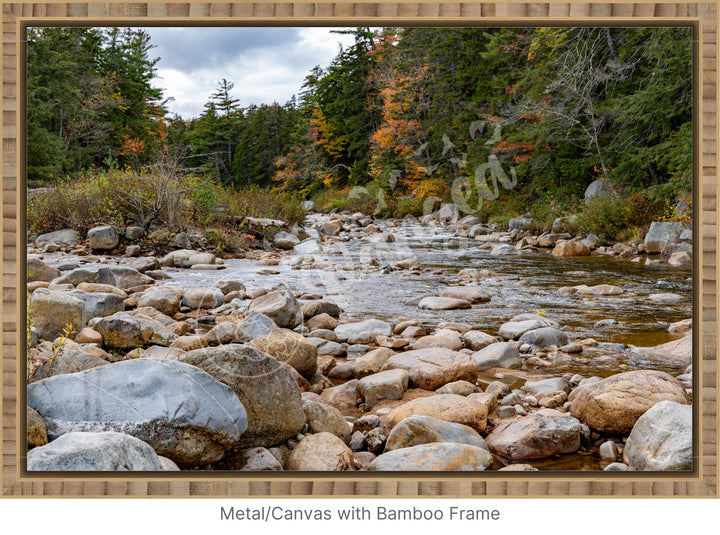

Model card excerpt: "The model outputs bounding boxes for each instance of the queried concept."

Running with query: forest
[27,26,693,243]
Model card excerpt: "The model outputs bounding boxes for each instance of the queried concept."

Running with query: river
[160,215,692,382]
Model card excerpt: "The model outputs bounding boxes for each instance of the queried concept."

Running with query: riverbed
[158,215,692,382]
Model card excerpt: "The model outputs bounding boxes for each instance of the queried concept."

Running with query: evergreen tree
[27,27,166,181]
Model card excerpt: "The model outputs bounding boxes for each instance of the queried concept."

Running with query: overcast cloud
[145,27,357,119]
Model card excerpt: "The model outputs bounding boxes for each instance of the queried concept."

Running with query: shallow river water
[162,217,692,384]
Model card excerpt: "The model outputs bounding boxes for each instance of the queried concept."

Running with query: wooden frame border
[1,1,717,497]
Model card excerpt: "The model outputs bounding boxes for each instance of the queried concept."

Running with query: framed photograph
[2,1,717,499]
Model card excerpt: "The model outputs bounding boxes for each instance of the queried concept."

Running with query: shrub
[224,185,306,226]
[203,228,244,254]
[392,197,425,218]
[577,191,670,242]
[487,213,515,229]
[312,185,378,215]
[27,171,307,237]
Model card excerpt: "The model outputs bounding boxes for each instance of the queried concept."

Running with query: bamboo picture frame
[1,1,717,498]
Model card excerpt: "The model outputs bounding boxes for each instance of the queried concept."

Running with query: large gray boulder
[36,228,78,246]
[368,442,492,471]
[30,288,85,341]
[53,265,154,289]
[27,358,248,467]
[27,431,164,471]
[247,285,302,328]
[472,342,521,371]
[179,344,305,448]
[584,178,616,205]
[72,291,125,323]
[644,222,685,254]
[623,400,692,471]
[87,225,119,251]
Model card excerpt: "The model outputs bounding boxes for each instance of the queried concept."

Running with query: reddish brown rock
[286,432,354,471]
[569,370,690,433]
[486,413,581,460]
[552,240,590,257]
[383,347,478,390]
[320,380,361,412]
[249,328,318,379]
[350,347,396,379]
[27,406,48,448]
[386,394,488,433]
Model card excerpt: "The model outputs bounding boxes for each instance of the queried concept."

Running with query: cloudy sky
[144,27,357,119]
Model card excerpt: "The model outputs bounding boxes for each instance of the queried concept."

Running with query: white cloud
[146,27,357,118]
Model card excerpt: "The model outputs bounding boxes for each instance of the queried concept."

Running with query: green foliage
[487,213,515,230]
[187,178,219,225]
[393,197,426,219]
[577,192,670,242]
[231,103,297,187]
[27,27,167,181]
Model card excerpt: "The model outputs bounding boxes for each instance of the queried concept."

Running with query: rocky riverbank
[25,206,693,471]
